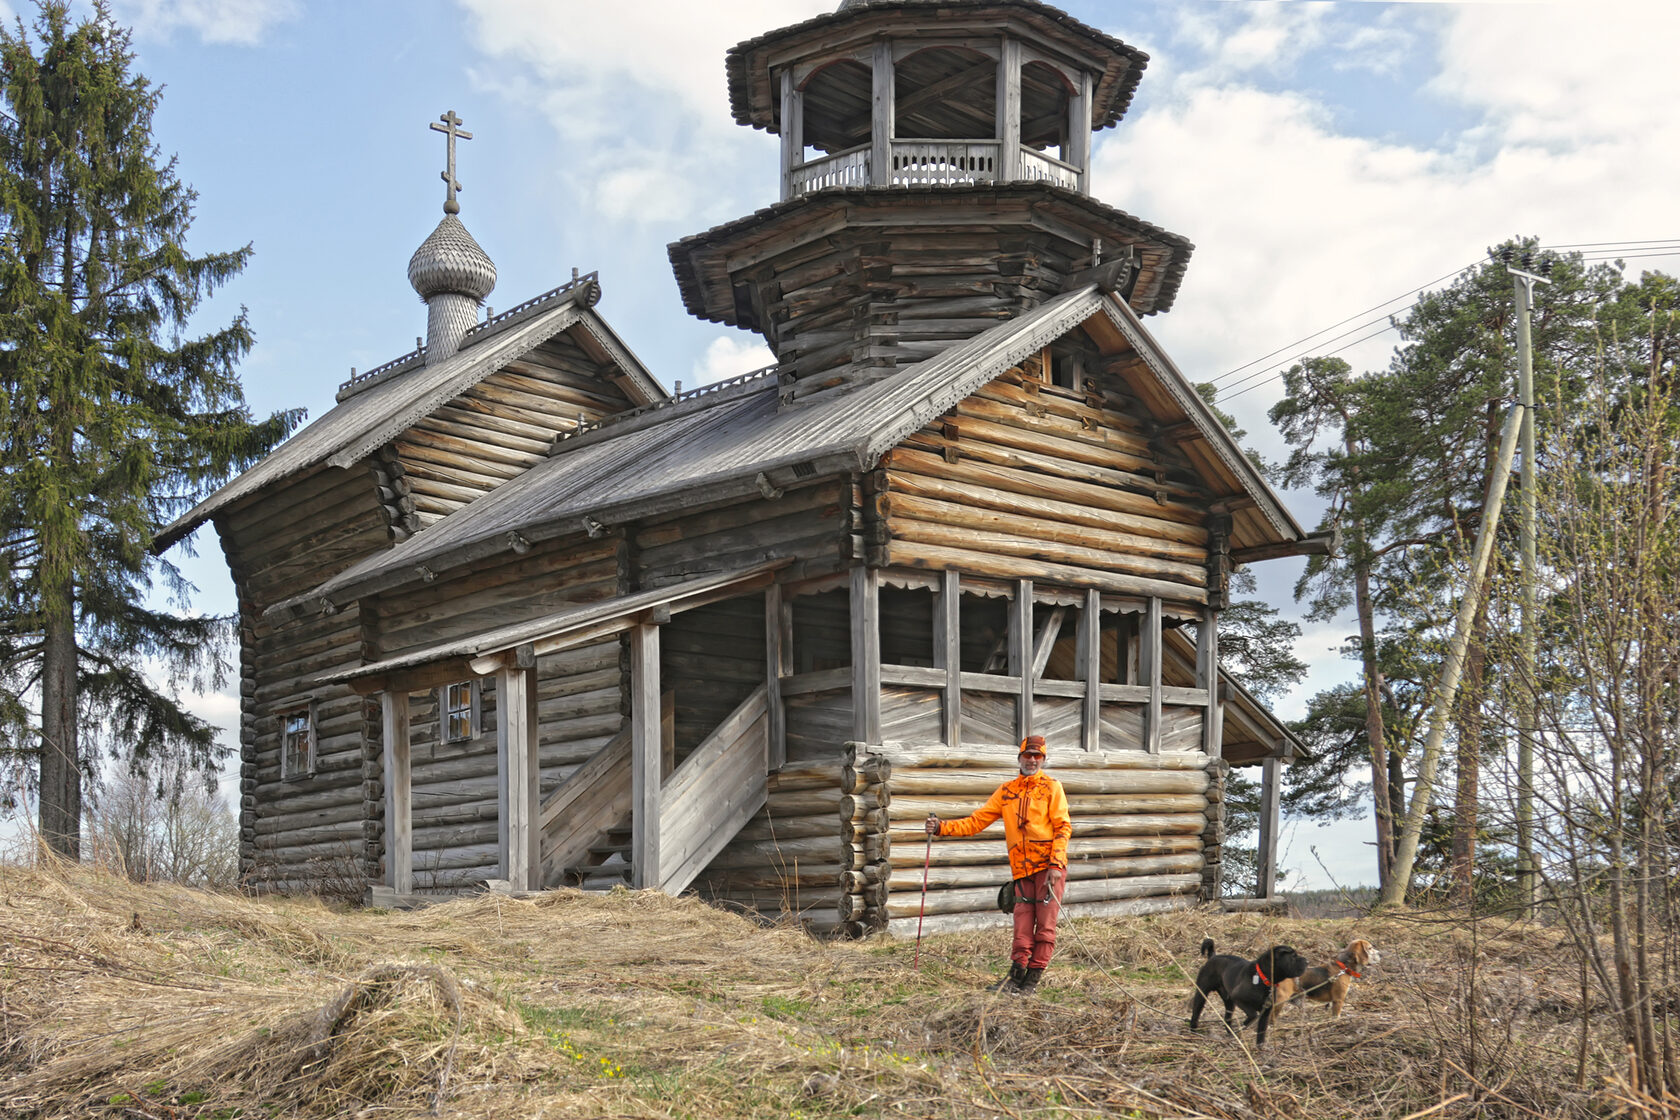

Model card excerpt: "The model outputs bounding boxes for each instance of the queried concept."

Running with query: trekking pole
[913,817,935,969]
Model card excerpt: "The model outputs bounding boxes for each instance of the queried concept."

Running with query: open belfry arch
[162,0,1326,933]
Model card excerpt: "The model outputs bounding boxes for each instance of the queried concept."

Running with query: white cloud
[459,0,831,226]
[118,0,298,46]
[693,334,775,387]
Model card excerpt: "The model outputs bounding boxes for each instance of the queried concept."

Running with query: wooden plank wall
[388,334,636,530]
[874,361,1212,599]
[221,465,392,892]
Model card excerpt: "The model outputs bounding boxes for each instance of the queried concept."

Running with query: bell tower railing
[779,34,1093,201]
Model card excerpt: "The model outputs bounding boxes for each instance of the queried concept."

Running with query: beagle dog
[1274,938,1380,1020]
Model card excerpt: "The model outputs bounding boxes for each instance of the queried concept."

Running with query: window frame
[439,679,481,744]
[279,701,317,780]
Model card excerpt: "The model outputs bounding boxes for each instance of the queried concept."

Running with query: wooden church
[160,0,1325,936]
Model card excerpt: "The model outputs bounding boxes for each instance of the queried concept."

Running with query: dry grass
[0,858,1664,1119]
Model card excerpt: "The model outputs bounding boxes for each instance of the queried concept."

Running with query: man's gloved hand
[924,814,940,836]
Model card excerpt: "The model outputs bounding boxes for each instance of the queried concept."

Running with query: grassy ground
[0,860,1660,1119]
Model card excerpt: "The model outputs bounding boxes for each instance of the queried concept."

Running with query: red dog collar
[1334,960,1363,979]
[1253,962,1273,987]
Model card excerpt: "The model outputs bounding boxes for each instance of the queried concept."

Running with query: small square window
[441,680,479,743]
[280,704,315,779]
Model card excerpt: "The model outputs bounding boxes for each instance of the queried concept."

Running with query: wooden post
[1012,579,1033,739]
[631,622,662,889]
[1079,589,1101,752]
[1069,68,1092,193]
[996,37,1022,182]
[1257,756,1282,898]
[779,69,803,201]
[935,569,962,748]
[766,583,789,769]
[1198,606,1222,760]
[852,566,882,743]
[380,690,412,894]
[871,41,894,187]
[497,665,539,890]
[1143,596,1162,754]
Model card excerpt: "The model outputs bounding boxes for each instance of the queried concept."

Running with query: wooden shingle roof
[299,284,1311,611]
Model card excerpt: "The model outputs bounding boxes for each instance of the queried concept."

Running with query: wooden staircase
[539,685,770,894]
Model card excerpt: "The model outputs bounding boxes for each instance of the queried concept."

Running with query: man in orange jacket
[924,735,1072,994]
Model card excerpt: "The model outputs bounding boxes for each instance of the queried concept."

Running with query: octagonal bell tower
[670,0,1194,408]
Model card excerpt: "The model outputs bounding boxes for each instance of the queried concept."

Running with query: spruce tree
[0,1,297,857]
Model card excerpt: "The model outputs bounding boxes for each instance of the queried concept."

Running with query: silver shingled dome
[407,214,497,303]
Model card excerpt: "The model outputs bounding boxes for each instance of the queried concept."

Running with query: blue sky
[39,0,1679,890]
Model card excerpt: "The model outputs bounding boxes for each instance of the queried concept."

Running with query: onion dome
[407,214,497,304]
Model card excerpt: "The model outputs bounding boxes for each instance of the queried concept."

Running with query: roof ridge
[547,362,782,456]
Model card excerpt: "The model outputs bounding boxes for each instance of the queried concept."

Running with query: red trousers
[1011,867,1066,969]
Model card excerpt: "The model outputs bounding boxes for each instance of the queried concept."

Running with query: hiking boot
[1016,968,1044,995]
[992,963,1027,993]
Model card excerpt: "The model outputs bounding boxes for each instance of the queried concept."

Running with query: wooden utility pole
[1509,259,1550,908]
[1381,404,1524,907]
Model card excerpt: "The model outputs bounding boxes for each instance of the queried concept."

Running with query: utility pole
[1505,250,1550,908]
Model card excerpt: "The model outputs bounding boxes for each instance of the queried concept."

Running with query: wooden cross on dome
[431,109,473,215]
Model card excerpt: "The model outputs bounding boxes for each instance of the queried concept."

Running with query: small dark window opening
[791,588,852,674]
[1051,351,1079,391]
[959,592,1011,674]
[880,586,935,667]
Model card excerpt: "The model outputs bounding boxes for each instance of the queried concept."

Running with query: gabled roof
[156,279,663,551]
[298,284,1311,611]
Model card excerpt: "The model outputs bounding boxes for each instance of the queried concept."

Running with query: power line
[1209,238,1680,406]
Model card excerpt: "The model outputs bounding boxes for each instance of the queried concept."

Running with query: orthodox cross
[430,110,473,215]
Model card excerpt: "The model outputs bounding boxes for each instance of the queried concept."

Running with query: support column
[852,566,882,743]
[497,665,539,890]
[1069,68,1092,193]
[935,569,962,748]
[1257,756,1282,898]
[1198,606,1222,760]
[871,41,894,187]
[1078,589,1101,751]
[766,583,789,770]
[1143,597,1162,753]
[631,622,662,889]
[1011,580,1033,739]
[779,69,803,201]
[381,690,412,894]
[996,37,1022,182]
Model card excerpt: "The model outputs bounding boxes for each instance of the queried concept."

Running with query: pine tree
[0,1,298,857]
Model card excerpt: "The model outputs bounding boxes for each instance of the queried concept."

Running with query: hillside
[0,861,1654,1119]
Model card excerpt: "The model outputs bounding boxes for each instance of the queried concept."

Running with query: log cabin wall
[365,533,628,890]
[220,464,392,891]
[387,334,638,532]
[873,353,1212,600]
[872,743,1209,936]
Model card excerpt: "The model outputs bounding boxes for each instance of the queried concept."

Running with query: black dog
[1188,937,1308,1048]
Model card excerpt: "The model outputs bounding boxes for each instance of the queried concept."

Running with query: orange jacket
[937,772,1072,880]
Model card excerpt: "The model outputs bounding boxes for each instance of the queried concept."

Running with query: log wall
[220,465,392,892]
[874,361,1213,603]
[389,334,636,530]
[870,742,1207,936]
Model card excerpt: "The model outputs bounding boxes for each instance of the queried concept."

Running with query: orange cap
[1019,735,1047,758]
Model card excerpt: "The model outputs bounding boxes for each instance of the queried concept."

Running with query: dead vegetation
[0,858,1671,1119]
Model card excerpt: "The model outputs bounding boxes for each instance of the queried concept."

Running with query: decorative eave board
[155,290,662,552]
[299,283,1310,610]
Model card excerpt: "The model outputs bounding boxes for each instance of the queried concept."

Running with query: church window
[280,704,316,779]
[442,680,479,743]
